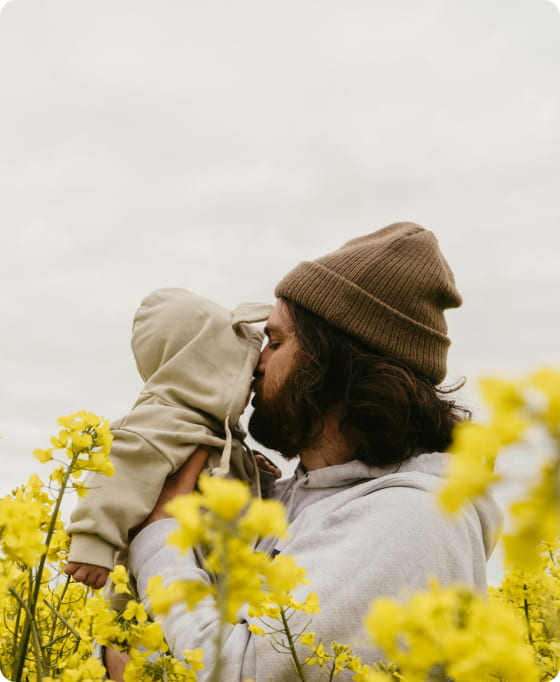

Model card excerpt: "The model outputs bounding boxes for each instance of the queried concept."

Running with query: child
[64,287,280,593]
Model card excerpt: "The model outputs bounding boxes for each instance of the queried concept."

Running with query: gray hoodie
[67,288,272,570]
[130,451,503,681]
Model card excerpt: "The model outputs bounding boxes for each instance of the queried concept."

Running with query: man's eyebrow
[264,324,282,338]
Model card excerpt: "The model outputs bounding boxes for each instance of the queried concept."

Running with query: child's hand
[255,453,282,479]
[64,562,109,589]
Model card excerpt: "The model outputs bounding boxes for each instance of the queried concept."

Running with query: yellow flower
[305,641,332,667]
[198,473,251,521]
[50,429,69,448]
[84,411,101,428]
[248,623,266,636]
[109,565,131,594]
[351,665,393,681]
[438,449,498,513]
[72,481,88,498]
[46,527,71,562]
[265,555,310,598]
[439,420,501,513]
[49,465,65,484]
[238,498,289,539]
[165,494,205,552]
[503,460,560,571]
[26,473,44,492]
[122,600,148,622]
[364,579,540,681]
[164,474,308,629]
[178,579,214,612]
[301,591,320,614]
[57,415,74,429]
[183,647,205,671]
[479,377,524,415]
[300,632,315,646]
[489,410,529,447]
[146,575,186,615]
[130,620,167,651]
[33,448,53,463]
[491,549,560,682]
[0,490,48,566]
[448,420,500,461]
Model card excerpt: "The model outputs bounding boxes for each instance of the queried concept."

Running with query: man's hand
[64,562,109,589]
[131,445,210,537]
[104,646,130,682]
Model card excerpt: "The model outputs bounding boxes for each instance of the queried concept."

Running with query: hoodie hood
[131,288,272,425]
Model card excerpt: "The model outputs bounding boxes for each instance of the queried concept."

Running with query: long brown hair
[282,298,470,467]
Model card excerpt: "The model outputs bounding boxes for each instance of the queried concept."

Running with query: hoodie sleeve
[67,427,197,568]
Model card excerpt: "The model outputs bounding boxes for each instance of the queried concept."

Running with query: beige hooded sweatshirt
[67,288,272,571]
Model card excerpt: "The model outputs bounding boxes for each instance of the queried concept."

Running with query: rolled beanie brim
[275,260,450,384]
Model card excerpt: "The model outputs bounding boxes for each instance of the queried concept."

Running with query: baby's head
[132,288,211,381]
[130,288,272,422]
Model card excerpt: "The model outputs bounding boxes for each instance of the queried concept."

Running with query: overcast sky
[1,2,559,580]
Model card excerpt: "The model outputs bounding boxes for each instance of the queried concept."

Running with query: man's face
[248,300,303,457]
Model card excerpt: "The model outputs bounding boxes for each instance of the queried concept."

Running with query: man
[106,222,502,680]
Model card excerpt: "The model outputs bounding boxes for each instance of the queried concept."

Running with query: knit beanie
[274,222,462,385]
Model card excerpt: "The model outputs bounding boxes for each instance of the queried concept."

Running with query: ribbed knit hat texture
[274,222,462,384]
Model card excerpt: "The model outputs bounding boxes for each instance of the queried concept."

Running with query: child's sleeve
[67,426,197,569]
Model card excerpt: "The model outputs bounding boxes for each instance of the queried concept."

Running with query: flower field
[0,369,559,681]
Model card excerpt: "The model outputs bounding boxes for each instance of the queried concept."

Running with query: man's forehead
[265,300,293,335]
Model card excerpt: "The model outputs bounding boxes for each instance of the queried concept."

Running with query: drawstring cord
[210,415,262,499]
[211,415,233,478]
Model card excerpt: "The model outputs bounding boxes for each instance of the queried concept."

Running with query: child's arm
[64,561,109,589]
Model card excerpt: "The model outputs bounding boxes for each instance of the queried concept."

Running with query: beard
[248,364,315,459]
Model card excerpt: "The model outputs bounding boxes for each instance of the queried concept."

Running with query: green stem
[42,632,73,649]
[13,450,80,682]
[10,586,44,681]
[44,573,72,668]
[12,581,23,667]
[207,516,253,682]
[42,597,81,641]
[522,589,534,646]
[280,607,308,682]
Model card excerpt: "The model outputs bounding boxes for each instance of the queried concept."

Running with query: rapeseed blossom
[0,412,130,681]
[439,367,560,571]
[490,537,560,681]
[161,473,294,625]
[365,579,540,681]
[122,648,202,682]
[0,478,53,566]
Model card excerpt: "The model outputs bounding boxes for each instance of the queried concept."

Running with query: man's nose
[255,345,269,375]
